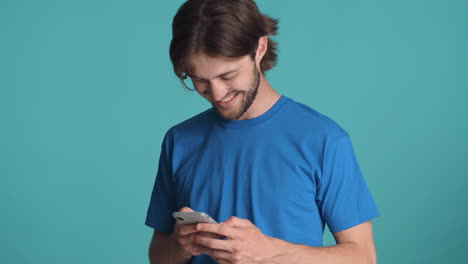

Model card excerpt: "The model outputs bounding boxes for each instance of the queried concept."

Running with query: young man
[145,0,380,263]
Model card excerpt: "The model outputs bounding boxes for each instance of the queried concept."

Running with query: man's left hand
[188,216,283,264]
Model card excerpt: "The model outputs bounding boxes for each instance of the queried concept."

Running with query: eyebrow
[186,69,239,81]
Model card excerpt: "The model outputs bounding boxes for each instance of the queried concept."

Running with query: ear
[254,36,268,71]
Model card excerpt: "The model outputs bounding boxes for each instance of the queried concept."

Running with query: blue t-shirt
[145,95,380,263]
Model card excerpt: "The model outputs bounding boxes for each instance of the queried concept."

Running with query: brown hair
[169,0,279,90]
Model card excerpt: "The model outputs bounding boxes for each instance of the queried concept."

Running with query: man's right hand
[169,207,223,260]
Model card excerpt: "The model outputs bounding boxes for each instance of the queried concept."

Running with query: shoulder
[282,96,349,139]
[163,107,216,142]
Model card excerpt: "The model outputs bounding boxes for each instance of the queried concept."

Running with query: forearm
[149,234,191,264]
[270,237,376,264]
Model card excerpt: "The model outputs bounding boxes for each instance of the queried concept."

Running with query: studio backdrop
[2,0,467,263]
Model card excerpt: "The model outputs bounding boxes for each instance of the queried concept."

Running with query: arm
[148,230,191,264]
[192,218,377,264]
[270,221,377,264]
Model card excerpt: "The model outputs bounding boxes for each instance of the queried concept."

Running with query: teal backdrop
[2,0,467,263]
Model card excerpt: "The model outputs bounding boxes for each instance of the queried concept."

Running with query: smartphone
[172,212,218,224]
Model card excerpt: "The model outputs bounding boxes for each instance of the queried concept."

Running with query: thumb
[179,206,194,212]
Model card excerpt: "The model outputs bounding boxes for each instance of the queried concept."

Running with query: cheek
[193,83,208,96]
[228,79,246,91]
[196,90,210,100]
[234,74,255,90]
[195,87,217,102]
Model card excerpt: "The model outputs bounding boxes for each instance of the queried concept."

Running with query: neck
[238,74,281,120]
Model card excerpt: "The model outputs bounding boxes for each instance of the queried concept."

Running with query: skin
[187,59,261,120]
[149,36,377,264]
[191,215,376,264]
[185,36,282,121]
[150,208,377,264]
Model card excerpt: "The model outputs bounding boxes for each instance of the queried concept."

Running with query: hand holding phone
[170,208,220,259]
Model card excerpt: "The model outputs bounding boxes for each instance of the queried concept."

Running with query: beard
[214,66,261,120]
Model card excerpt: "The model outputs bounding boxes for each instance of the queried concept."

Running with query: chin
[217,110,238,120]
[213,96,244,120]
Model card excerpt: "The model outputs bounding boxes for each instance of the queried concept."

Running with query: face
[186,53,261,120]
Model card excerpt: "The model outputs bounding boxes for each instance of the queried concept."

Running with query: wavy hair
[169,0,279,90]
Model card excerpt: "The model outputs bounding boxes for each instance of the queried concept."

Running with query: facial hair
[215,66,261,120]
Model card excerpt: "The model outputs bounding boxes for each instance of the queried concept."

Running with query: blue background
[2,0,467,263]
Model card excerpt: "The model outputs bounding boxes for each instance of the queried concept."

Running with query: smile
[220,92,238,103]
[217,92,240,109]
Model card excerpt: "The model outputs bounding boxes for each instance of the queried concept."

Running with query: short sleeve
[316,134,380,233]
[145,132,177,233]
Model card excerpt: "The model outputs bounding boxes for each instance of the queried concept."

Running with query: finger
[179,207,194,212]
[193,245,232,262]
[193,234,232,251]
[173,235,195,258]
[175,234,192,246]
[203,248,232,263]
[177,224,199,235]
[198,231,225,239]
[196,223,236,239]
[222,216,253,228]
[178,234,209,256]
[185,243,205,256]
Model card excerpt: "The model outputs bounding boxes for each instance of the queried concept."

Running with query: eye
[221,73,238,81]
[192,78,203,83]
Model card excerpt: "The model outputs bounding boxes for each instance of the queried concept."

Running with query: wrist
[266,236,298,263]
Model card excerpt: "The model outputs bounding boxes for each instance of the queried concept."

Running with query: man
[145,0,380,263]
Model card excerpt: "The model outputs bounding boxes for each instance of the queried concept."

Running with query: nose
[209,79,229,102]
